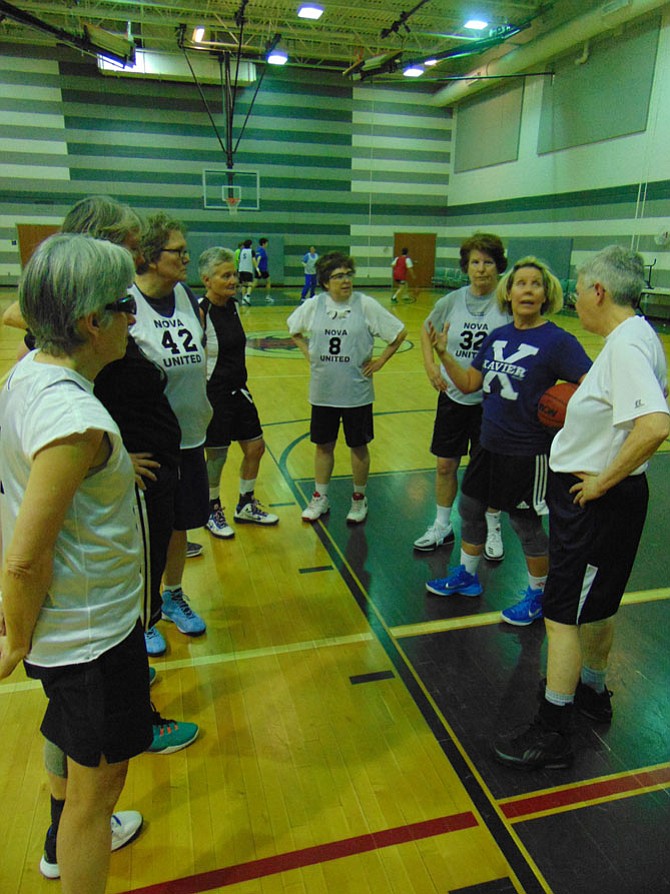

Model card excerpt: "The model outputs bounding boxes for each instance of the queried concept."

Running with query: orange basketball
[537,382,578,431]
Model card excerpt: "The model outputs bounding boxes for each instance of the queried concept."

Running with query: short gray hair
[578,245,644,307]
[198,246,236,280]
[62,195,143,245]
[19,233,135,356]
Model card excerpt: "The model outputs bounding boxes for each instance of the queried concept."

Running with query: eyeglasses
[329,271,354,281]
[161,248,190,261]
[105,295,137,315]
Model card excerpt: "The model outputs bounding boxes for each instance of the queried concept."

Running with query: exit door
[393,233,436,289]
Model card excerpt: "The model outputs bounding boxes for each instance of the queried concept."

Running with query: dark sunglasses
[105,295,137,315]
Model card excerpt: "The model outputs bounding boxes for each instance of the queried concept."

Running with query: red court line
[120,812,477,894]
[501,765,670,820]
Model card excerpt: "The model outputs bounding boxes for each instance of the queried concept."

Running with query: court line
[499,762,670,822]
[390,588,670,639]
[0,632,376,695]
[117,811,480,894]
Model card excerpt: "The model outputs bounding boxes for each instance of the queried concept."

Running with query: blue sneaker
[501,586,544,626]
[161,588,206,636]
[149,666,157,686]
[144,625,166,656]
[426,564,483,597]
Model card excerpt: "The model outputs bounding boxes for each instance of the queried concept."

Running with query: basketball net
[225,196,240,217]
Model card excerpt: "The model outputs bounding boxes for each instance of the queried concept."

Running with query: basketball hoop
[225,196,240,217]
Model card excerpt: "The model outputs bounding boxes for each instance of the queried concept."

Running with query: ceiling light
[297,4,324,19]
[424,58,438,66]
[267,47,288,65]
[192,26,205,42]
[403,65,424,77]
[464,19,488,30]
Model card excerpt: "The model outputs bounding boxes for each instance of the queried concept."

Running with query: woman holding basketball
[425,257,591,625]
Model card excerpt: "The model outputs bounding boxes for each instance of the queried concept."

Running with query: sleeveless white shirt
[129,283,212,448]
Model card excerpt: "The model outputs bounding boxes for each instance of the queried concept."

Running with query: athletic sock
[581,665,607,693]
[528,573,547,591]
[50,795,65,835]
[461,551,481,576]
[544,687,575,707]
[485,509,501,532]
[209,489,220,504]
[436,505,452,529]
[315,482,329,497]
[353,484,367,497]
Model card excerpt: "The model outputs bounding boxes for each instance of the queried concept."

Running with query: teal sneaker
[501,586,544,626]
[147,708,199,754]
[426,564,483,597]
[144,625,166,656]
[161,588,206,636]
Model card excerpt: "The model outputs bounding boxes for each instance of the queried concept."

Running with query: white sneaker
[484,523,505,561]
[234,498,279,525]
[413,522,454,552]
[39,810,143,879]
[206,502,235,539]
[302,492,330,521]
[346,494,368,524]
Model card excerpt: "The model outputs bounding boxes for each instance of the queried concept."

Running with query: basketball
[537,382,578,430]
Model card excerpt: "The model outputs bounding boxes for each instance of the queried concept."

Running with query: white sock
[485,509,501,532]
[239,478,256,499]
[436,506,451,529]
[209,488,220,503]
[315,482,329,497]
[528,574,547,591]
[461,551,481,575]
[353,484,367,497]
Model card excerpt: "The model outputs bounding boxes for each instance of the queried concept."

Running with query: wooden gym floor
[0,284,669,894]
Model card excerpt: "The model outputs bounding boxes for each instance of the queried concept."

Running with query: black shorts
[174,446,210,530]
[431,394,483,460]
[543,471,649,625]
[238,271,253,284]
[310,404,373,448]
[25,622,153,768]
[258,270,270,280]
[137,465,179,626]
[462,445,549,515]
[206,388,262,448]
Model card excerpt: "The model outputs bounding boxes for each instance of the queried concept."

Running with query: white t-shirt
[287,291,404,408]
[550,315,668,475]
[0,353,142,667]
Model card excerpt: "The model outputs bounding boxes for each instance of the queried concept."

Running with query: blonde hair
[496,256,564,315]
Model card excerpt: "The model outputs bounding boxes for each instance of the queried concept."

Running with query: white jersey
[238,247,255,274]
[550,315,668,476]
[0,353,142,667]
[425,286,511,406]
[129,283,212,448]
[287,290,404,408]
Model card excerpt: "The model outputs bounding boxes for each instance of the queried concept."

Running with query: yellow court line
[508,780,670,824]
[0,631,377,695]
[389,587,670,640]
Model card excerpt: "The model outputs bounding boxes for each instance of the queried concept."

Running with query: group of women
[420,235,591,625]
[0,207,595,892]
[0,196,275,893]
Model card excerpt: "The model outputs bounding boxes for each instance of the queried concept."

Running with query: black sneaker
[493,719,573,770]
[574,680,613,723]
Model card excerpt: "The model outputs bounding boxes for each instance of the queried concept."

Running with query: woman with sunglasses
[130,213,212,638]
[288,251,406,524]
[0,234,153,894]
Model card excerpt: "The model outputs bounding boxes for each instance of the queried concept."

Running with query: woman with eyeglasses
[130,213,212,639]
[0,234,153,894]
[287,251,406,524]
